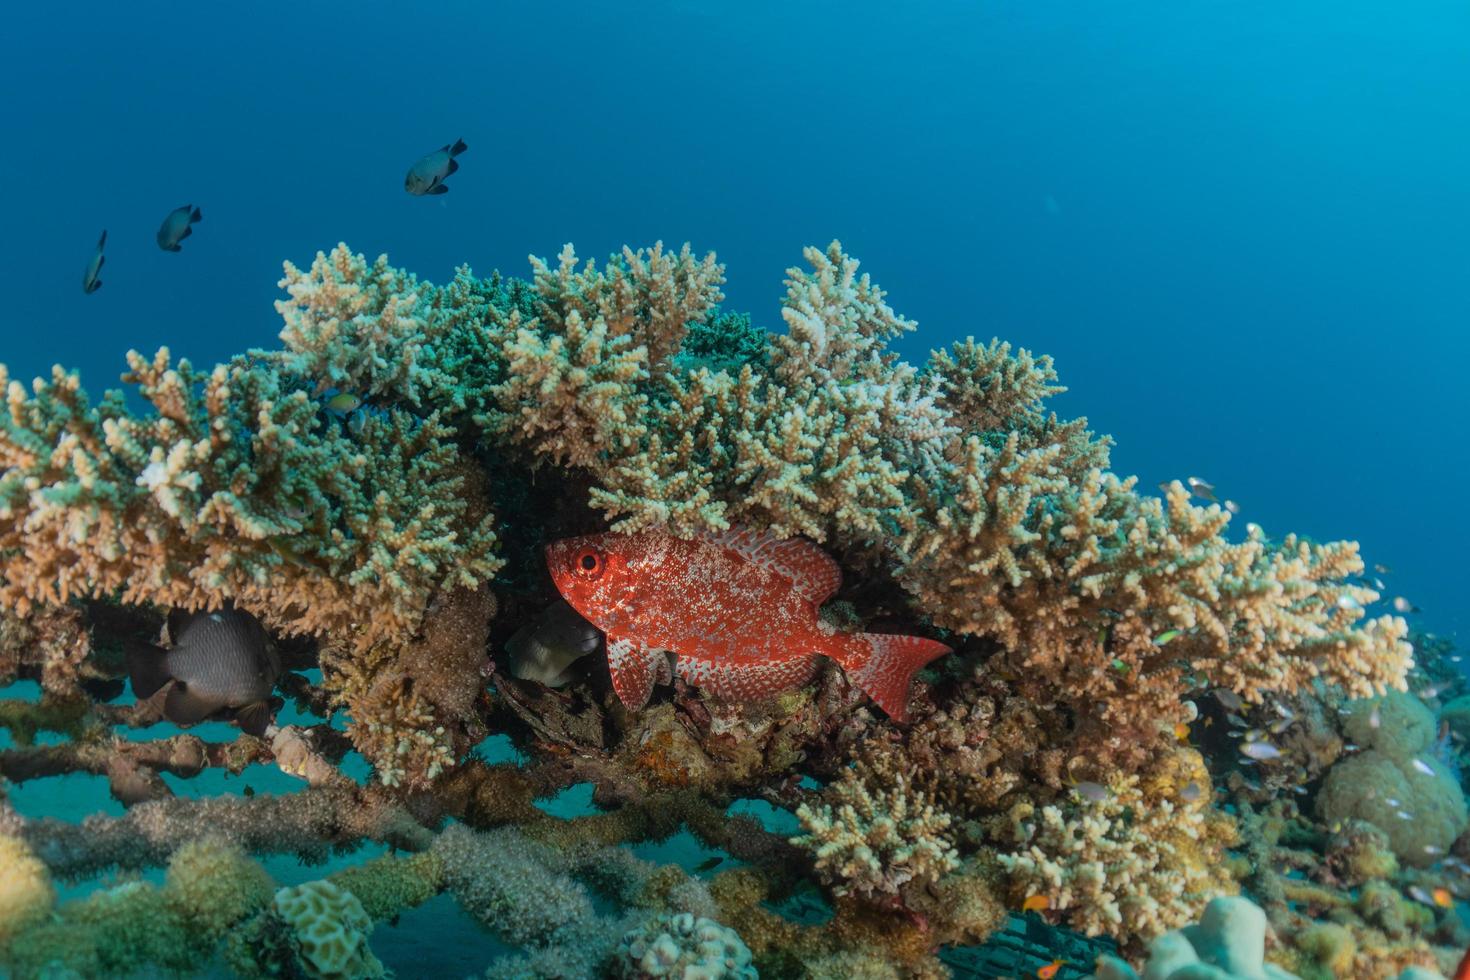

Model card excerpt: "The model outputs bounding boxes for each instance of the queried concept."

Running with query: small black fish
[405,138,467,196]
[156,204,202,251]
[693,856,724,873]
[242,785,255,797]
[127,607,280,735]
[82,229,106,293]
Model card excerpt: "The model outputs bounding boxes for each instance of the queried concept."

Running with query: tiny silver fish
[1223,499,1240,514]
[82,229,106,293]
[156,204,202,252]
[1412,758,1435,776]
[1338,594,1362,611]
[1369,704,1381,729]
[1215,689,1244,712]
[1393,597,1420,614]
[127,607,278,734]
[1398,810,1415,820]
[1072,781,1110,803]
[1240,741,1281,761]
[1374,563,1393,574]
[1179,781,1203,803]
[1386,797,1401,807]
[405,138,468,195]
[1425,845,1445,856]
[1408,885,1435,906]
[1186,476,1217,501]
[1373,577,1387,590]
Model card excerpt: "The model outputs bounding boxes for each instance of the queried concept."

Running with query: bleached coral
[793,762,960,900]
[269,880,386,980]
[995,778,1238,944]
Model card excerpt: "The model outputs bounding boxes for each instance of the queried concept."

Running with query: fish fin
[427,184,449,195]
[97,229,107,249]
[708,527,842,605]
[827,632,951,722]
[191,206,202,222]
[606,634,663,711]
[447,158,460,175]
[164,683,218,727]
[125,638,173,699]
[450,138,467,155]
[676,654,818,701]
[86,279,102,293]
[166,244,182,252]
[180,225,193,240]
[234,701,274,737]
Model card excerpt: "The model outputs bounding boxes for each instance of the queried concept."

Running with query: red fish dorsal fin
[708,527,842,605]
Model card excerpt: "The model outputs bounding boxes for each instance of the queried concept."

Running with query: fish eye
[573,546,605,579]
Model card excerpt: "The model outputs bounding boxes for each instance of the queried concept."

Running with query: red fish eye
[573,547,604,579]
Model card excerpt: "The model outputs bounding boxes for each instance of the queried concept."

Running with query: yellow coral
[163,837,274,939]
[273,879,386,980]
[0,833,55,944]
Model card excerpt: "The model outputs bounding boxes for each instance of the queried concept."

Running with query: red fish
[1455,945,1470,980]
[545,527,951,721]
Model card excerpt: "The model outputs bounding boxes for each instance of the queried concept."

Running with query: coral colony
[0,240,1465,979]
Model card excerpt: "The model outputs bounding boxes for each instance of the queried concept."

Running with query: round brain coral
[0,833,56,943]
[614,913,757,979]
[1342,692,1436,760]
[1318,750,1467,868]
[273,879,386,980]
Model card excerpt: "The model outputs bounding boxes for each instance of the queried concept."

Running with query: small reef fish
[1369,704,1381,729]
[156,204,202,251]
[1179,781,1203,803]
[1337,594,1362,611]
[1215,688,1244,712]
[1072,781,1110,803]
[1173,723,1191,741]
[405,138,468,195]
[546,527,952,720]
[1374,563,1393,575]
[1020,894,1050,913]
[1433,887,1454,908]
[506,599,603,687]
[1412,758,1436,776]
[1037,960,1065,980]
[127,608,279,735]
[1186,476,1217,501]
[1240,741,1281,761]
[1393,596,1420,614]
[1223,499,1240,514]
[82,229,106,293]
[326,391,363,413]
[1153,629,1182,646]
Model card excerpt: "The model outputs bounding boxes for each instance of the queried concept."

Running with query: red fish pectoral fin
[606,635,664,711]
[675,655,819,702]
[829,633,952,722]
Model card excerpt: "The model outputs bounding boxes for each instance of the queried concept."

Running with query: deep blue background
[2,1,1466,639]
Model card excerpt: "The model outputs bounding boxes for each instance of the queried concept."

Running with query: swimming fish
[1374,563,1393,575]
[126,608,280,735]
[506,599,603,687]
[1412,757,1436,776]
[325,391,363,413]
[1369,704,1381,729]
[1240,741,1281,761]
[1020,894,1050,913]
[1153,629,1183,646]
[1173,722,1191,741]
[1186,476,1217,501]
[1179,781,1203,803]
[1223,499,1240,515]
[1433,887,1454,908]
[1215,688,1244,712]
[692,856,724,874]
[1037,960,1065,980]
[1072,781,1110,803]
[405,138,468,195]
[82,229,106,293]
[156,204,202,251]
[545,527,952,720]
[1393,596,1420,614]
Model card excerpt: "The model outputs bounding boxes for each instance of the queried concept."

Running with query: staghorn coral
[793,761,960,900]
[0,349,501,654]
[994,776,1239,948]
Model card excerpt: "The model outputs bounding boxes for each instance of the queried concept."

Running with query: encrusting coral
[0,236,1426,978]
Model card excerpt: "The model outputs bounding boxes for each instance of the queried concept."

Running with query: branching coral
[0,349,501,653]
[994,776,1238,947]
[794,762,960,900]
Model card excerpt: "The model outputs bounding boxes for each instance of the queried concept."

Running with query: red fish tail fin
[827,632,951,722]
[1453,945,1470,980]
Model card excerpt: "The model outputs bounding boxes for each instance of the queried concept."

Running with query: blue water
[4,3,1464,640]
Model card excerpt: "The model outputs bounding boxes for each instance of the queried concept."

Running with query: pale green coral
[271,880,386,980]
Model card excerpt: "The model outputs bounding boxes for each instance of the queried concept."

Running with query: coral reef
[0,237,1426,977]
